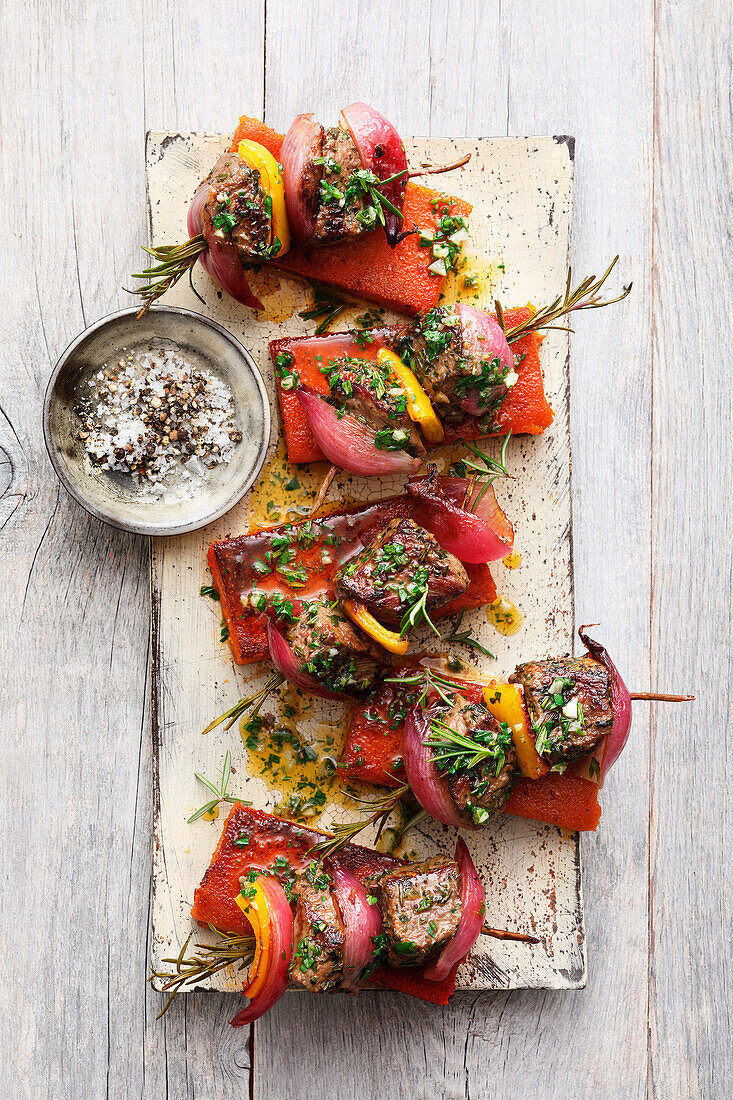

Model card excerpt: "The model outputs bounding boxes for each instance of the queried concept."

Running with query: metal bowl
[43,306,271,536]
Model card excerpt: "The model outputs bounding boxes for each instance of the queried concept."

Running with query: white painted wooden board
[147,131,580,993]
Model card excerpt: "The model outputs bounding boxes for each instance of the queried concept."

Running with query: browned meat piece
[335,518,468,631]
[286,597,383,695]
[321,356,424,458]
[290,875,344,993]
[373,857,462,967]
[312,127,372,245]
[435,698,517,825]
[200,152,273,261]
[510,655,612,765]
[401,307,510,423]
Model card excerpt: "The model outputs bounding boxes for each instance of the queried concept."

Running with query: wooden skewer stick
[309,465,338,517]
[481,925,539,944]
[407,153,472,177]
[630,692,695,702]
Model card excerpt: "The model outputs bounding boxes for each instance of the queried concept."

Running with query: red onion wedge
[453,306,513,417]
[266,617,346,701]
[187,174,264,311]
[575,628,633,787]
[297,386,422,476]
[330,864,383,992]
[229,875,294,1027]
[340,102,408,247]
[281,113,323,248]
[403,704,468,827]
[407,466,514,564]
[423,838,485,982]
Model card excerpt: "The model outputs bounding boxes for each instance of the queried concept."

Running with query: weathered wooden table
[1,2,729,1097]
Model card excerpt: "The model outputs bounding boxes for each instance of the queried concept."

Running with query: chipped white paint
[147,132,582,992]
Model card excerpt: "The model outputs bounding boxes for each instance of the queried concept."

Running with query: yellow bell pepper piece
[237,139,291,257]
[342,599,409,656]
[235,877,272,997]
[377,347,445,443]
[483,680,549,780]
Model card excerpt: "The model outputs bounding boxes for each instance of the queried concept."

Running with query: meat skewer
[152,805,532,1023]
[129,102,474,317]
[288,261,631,479]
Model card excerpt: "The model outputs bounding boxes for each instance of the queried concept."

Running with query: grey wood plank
[0,3,262,1099]
[0,5,151,1099]
[650,3,732,1097]
[484,3,657,1097]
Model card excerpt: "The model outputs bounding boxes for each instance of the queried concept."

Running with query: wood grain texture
[650,3,731,1097]
[0,0,728,1097]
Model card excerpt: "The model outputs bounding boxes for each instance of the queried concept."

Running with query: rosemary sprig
[385,667,460,708]
[444,629,496,659]
[307,784,410,860]
[495,256,632,344]
[202,672,286,736]
[188,748,250,823]
[443,609,496,659]
[150,925,255,1018]
[299,279,353,334]
[126,235,208,318]
[457,433,512,513]
[399,569,442,639]
[426,717,512,776]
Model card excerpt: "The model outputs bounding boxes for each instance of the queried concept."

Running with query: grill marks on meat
[287,597,384,694]
[402,307,509,423]
[201,152,272,262]
[312,127,371,245]
[510,655,612,764]
[438,699,517,824]
[322,357,424,458]
[290,880,345,992]
[371,858,462,967]
[335,518,469,629]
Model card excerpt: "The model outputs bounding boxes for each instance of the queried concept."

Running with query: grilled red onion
[423,838,485,982]
[281,113,323,248]
[330,864,383,992]
[403,705,467,827]
[577,628,633,786]
[187,173,264,311]
[454,306,513,416]
[340,102,408,247]
[297,386,422,476]
[229,875,294,1027]
[266,618,346,701]
[407,467,514,563]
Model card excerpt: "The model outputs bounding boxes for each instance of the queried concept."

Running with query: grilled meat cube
[312,127,371,245]
[290,878,345,992]
[287,597,383,695]
[510,655,612,765]
[373,857,462,968]
[335,518,468,630]
[401,306,510,423]
[436,698,518,825]
[201,152,273,262]
[321,356,424,458]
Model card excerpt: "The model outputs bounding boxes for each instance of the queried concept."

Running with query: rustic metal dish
[43,306,271,536]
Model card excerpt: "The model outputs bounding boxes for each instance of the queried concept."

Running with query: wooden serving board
[148,132,580,992]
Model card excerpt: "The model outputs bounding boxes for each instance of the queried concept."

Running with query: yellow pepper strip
[377,347,445,443]
[342,599,409,656]
[483,680,549,780]
[237,139,291,257]
[235,877,272,998]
